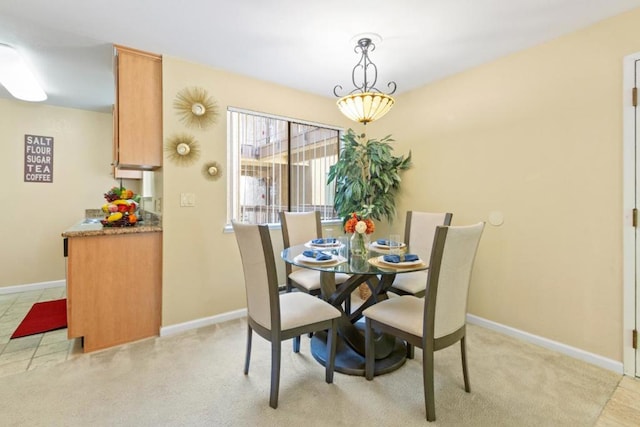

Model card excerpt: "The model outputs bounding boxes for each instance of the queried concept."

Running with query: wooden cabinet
[113,44,162,170]
[66,231,162,352]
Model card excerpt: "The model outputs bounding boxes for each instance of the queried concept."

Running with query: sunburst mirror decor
[165,134,201,166]
[173,86,219,129]
[202,161,222,181]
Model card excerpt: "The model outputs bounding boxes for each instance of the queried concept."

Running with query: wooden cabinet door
[114,45,162,169]
[67,232,162,352]
[111,103,142,179]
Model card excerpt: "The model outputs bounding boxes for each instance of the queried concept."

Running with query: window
[227,108,342,225]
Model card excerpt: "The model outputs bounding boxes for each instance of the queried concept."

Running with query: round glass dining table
[281,241,429,376]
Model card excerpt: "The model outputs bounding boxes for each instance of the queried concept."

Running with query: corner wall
[379,8,640,361]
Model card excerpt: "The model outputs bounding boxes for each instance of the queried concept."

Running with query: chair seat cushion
[279,292,341,331]
[363,295,424,337]
[390,270,428,295]
[289,270,350,291]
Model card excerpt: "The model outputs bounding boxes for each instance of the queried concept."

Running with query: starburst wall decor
[165,134,201,166]
[173,86,219,130]
[202,161,222,181]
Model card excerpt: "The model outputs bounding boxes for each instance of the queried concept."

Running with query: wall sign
[24,134,54,183]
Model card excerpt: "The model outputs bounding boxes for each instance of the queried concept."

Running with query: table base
[310,330,407,376]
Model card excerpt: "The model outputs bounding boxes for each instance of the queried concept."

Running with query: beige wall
[0,99,125,288]
[160,57,351,326]
[5,7,640,364]
[378,8,640,361]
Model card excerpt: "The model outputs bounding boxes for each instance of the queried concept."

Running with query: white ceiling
[1,0,639,113]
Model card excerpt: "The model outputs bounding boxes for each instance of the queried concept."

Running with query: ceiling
[1,0,640,113]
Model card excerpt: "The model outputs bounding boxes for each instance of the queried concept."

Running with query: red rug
[11,299,67,339]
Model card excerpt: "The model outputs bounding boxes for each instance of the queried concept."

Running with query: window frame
[225,107,344,231]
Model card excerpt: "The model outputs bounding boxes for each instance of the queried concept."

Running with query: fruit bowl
[101,218,136,227]
[101,186,140,227]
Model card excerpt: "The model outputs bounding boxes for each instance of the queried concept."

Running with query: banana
[107,212,123,222]
[112,200,129,205]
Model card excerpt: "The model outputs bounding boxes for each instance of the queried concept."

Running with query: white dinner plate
[294,253,338,264]
[304,240,342,249]
[377,255,423,267]
[371,241,407,250]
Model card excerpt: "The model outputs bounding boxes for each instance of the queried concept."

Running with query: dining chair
[363,222,485,422]
[388,211,453,298]
[232,221,341,409]
[279,211,350,296]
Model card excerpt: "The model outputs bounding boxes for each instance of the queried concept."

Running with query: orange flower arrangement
[344,212,375,234]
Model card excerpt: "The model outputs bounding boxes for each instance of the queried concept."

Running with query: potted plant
[327,129,412,226]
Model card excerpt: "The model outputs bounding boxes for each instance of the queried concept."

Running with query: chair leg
[365,318,375,380]
[326,320,337,384]
[293,335,301,353]
[406,343,415,359]
[423,344,436,422]
[244,324,252,375]
[270,340,281,409]
[461,336,471,392]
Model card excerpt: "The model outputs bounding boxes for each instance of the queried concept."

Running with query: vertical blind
[228,109,341,224]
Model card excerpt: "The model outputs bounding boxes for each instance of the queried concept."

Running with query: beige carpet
[1,320,620,426]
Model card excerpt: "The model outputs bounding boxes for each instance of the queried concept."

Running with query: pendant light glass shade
[336,92,395,124]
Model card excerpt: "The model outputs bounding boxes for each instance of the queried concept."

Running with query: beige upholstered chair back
[232,221,279,331]
[280,211,322,273]
[405,211,452,261]
[280,211,322,247]
[426,223,484,340]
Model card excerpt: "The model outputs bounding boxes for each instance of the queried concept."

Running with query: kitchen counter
[63,212,162,352]
[61,214,162,238]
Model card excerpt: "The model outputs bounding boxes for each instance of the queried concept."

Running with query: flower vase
[350,232,370,257]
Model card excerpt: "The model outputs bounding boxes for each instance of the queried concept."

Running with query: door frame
[622,52,639,376]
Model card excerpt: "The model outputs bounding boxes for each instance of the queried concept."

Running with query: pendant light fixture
[333,37,396,124]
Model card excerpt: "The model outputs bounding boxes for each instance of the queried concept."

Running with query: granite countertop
[62,213,162,238]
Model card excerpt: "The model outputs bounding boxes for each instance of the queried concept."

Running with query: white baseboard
[9,282,621,374]
[0,280,65,295]
[467,314,623,374]
[159,310,623,374]
[160,308,247,337]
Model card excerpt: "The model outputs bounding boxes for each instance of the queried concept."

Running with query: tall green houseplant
[327,129,412,223]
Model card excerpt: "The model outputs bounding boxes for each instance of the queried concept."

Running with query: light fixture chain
[351,40,379,93]
[333,38,396,97]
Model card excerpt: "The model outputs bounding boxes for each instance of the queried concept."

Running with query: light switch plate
[180,193,196,207]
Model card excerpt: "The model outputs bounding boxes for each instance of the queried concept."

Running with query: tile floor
[596,375,640,426]
[0,287,81,378]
